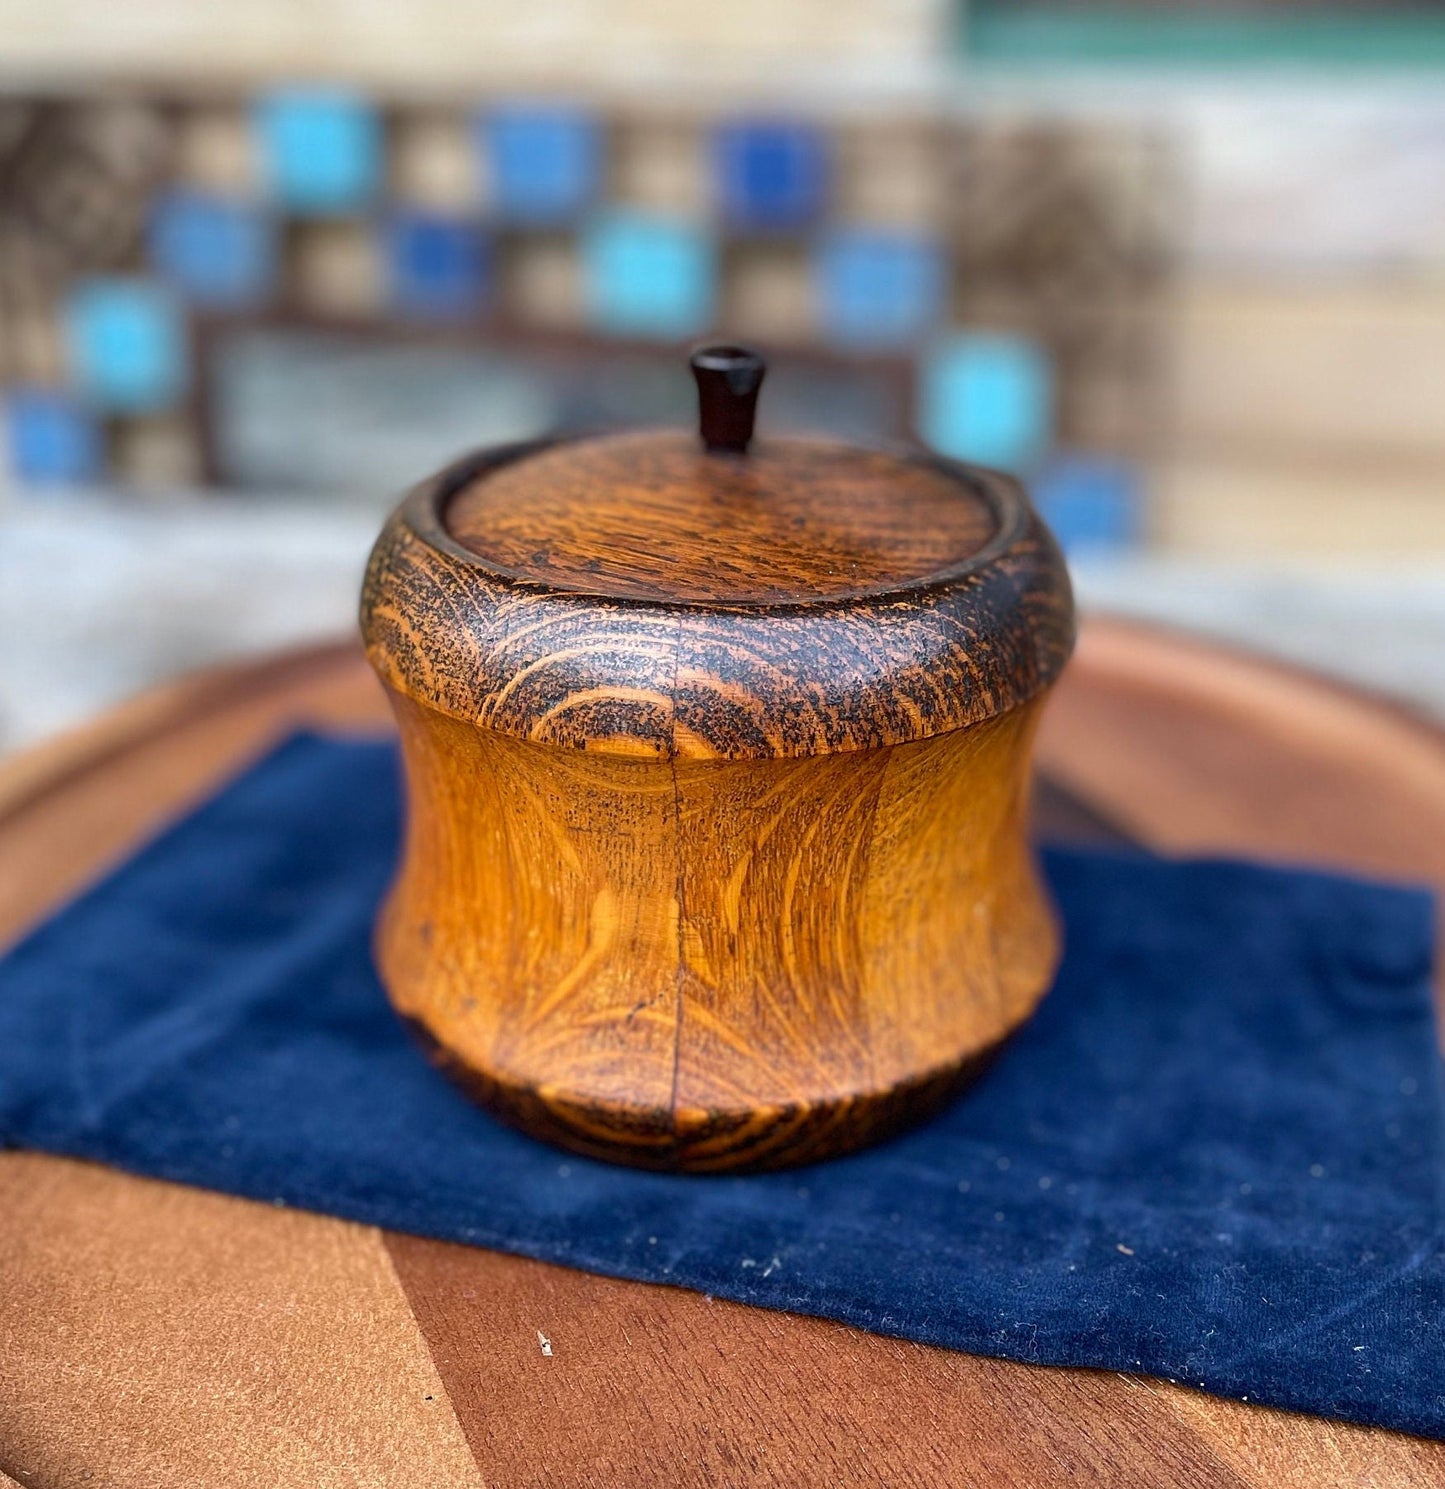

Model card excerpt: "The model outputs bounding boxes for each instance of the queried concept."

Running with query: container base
[400,1012,1012,1173]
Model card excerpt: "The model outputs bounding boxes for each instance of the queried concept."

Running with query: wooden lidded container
[361,347,1074,1172]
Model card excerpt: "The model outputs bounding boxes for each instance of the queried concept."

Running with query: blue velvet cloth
[1,735,1442,1438]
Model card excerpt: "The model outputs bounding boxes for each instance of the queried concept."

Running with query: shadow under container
[361,354,1074,1172]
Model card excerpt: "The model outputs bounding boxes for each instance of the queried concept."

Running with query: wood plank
[1170,282,1445,466]
[1151,455,1445,560]
[0,0,940,85]
[385,1231,1253,1489]
[0,1153,484,1489]
[1035,621,1445,904]
[1144,1375,1445,1489]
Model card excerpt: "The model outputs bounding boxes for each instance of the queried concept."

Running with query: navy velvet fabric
[1,734,1442,1437]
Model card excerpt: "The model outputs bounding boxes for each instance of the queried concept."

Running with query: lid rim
[419,431,1031,616]
[361,436,1075,761]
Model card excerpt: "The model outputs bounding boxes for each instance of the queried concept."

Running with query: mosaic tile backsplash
[0,90,1169,554]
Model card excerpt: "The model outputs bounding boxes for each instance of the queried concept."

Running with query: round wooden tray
[2,618,1443,1489]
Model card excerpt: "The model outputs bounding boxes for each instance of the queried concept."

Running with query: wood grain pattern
[2,623,1444,1485]
[0,1152,484,1489]
[389,1224,1445,1489]
[1036,621,1445,953]
[447,430,999,603]
[380,691,1054,1169]
[361,440,1074,760]
[384,1229,1258,1489]
[365,430,1073,1168]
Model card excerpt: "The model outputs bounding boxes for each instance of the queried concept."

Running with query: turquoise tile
[255,89,381,215]
[484,104,602,225]
[818,228,945,349]
[149,189,278,307]
[65,278,188,414]
[919,333,1053,471]
[583,211,716,340]
[5,388,104,484]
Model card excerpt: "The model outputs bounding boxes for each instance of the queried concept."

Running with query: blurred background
[2,0,1444,751]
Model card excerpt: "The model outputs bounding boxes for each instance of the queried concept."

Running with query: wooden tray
[2,617,1443,1489]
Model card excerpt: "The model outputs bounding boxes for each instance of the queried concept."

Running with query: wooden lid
[362,347,1074,761]
[445,432,999,606]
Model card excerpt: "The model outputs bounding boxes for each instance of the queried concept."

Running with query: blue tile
[65,278,188,414]
[385,212,490,319]
[817,229,945,348]
[714,120,829,231]
[255,89,381,215]
[484,104,602,226]
[149,190,277,307]
[5,388,104,484]
[582,211,716,340]
[919,333,1053,471]
[1032,455,1144,555]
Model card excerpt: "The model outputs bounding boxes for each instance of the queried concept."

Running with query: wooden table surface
[2,617,1444,1488]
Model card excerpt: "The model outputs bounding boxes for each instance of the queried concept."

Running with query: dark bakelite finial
[691,344,766,455]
